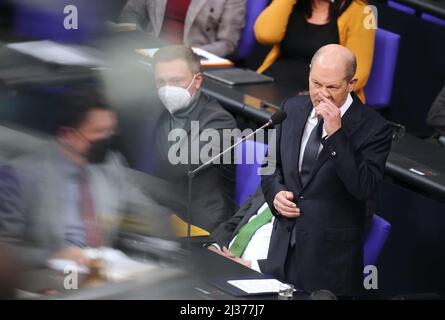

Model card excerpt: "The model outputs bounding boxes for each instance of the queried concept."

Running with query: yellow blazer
[254,0,375,102]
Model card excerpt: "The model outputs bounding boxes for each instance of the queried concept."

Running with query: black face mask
[86,137,112,164]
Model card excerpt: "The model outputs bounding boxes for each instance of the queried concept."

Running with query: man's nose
[320,87,330,98]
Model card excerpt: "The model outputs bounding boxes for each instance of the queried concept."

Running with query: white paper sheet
[84,247,158,281]
[136,47,233,67]
[227,279,285,294]
[7,40,103,66]
[47,247,158,281]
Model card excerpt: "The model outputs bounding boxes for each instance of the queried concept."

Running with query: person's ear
[58,127,75,144]
[348,78,358,93]
[58,127,69,140]
[194,72,204,89]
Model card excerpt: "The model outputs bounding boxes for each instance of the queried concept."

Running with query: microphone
[188,110,287,178]
[267,110,287,127]
[185,111,287,244]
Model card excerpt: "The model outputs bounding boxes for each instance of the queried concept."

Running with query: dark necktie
[300,118,324,186]
[79,168,102,248]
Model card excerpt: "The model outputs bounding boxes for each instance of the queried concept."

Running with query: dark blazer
[210,187,266,248]
[150,92,238,232]
[261,94,393,296]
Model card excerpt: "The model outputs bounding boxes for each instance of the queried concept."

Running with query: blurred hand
[51,246,90,266]
[207,245,224,255]
[314,94,341,136]
[273,191,300,218]
[222,247,252,268]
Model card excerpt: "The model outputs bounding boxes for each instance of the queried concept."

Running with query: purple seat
[13,0,105,43]
[235,139,268,207]
[387,0,416,15]
[235,0,269,59]
[364,214,392,267]
[364,28,400,108]
[421,13,445,27]
[387,1,445,27]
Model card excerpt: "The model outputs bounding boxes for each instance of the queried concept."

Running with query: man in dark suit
[260,44,393,296]
[140,45,237,232]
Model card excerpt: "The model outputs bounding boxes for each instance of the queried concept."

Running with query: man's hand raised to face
[314,93,342,136]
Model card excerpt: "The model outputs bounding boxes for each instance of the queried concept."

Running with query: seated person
[138,45,238,232]
[426,84,445,146]
[208,187,272,272]
[118,0,246,57]
[254,0,375,101]
[0,93,170,267]
[208,186,375,273]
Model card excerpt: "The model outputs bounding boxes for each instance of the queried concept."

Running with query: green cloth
[229,206,273,257]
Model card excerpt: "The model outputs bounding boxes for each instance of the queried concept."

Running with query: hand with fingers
[207,244,223,255]
[207,245,252,268]
[273,191,300,218]
[314,93,342,136]
[51,246,91,266]
[222,247,252,268]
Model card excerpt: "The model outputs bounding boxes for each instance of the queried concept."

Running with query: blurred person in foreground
[0,245,22,299]
[0,93,171,268]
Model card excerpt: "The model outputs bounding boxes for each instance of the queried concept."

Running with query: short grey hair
[153,45,201,74]
[310,46,357,81]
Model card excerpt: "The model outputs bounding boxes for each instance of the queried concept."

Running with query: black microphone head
[269,111,287,126]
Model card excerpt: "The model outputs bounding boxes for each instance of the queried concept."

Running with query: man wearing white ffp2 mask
[146,45,237,232]
[157,74,197,114]
[154,46,203,115]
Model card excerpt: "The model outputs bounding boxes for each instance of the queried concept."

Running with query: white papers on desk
[7,40,104,66]
[106,21,138,32]
[135,47,233,67]
[47,258,89,274]
[84,247,158,281]
[47,247,158,282]
[228,279,285,294]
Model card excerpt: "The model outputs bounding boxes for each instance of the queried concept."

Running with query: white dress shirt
[228,203,274,272]
[298,93,353,171]
[210,203,274,272]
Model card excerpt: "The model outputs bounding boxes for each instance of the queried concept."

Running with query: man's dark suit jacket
[261,94,393,296]
[210,187,266,248]
[150,92,237,232]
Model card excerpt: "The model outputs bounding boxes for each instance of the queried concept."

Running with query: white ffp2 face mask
[158,75,196,114]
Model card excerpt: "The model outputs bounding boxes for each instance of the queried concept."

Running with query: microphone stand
[186,120,272,249]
